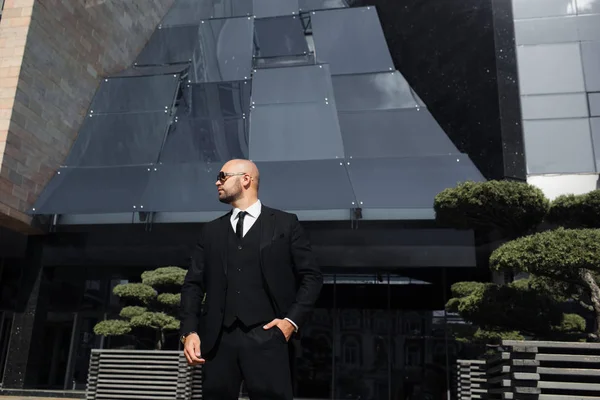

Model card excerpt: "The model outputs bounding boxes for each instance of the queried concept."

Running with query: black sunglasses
[217,171,246,182]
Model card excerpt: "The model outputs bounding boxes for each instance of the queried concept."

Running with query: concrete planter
[86,349,201,400]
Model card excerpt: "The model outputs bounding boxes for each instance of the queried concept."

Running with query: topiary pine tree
[434,181,599,343]
[93,266,185,349]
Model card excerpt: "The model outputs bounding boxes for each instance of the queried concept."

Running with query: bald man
[179,159,323,400]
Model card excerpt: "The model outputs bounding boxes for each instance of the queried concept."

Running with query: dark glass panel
[299,0,347,11]
[253,0,299,18]
[161,0,252,26]
[249,102,343,161]
[254,159,356,210]
[311,7,394,75]
[90,74,180,114]
[332,71,423,111]
[182,80,251,118]
[254,16,308,58]
[190,17,254,83]
[345,156,485,209]
[135,25,199,66]
[158,116,248,164]
[338,109,458,158]
[64,112,169,167]
[31,166,150,214]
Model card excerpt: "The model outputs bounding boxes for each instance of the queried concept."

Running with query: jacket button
[238,245,242,250]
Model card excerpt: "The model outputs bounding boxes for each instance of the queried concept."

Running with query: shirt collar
[233,199,261,219]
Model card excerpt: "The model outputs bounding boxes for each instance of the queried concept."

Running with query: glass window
[590,118,600,170]
[182,80,251,119]
[520,93,588,120]
[523,118,596,174]
[311,7,394,75]
[190,17,254,83]
[581,41,600,92]
[516,43,585,95]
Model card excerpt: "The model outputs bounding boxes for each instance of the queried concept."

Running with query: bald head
[216,159,260,207]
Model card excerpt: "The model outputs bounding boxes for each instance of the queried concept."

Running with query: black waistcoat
[223,215,276,327]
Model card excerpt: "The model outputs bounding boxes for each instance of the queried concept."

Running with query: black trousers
[202,320,293,400]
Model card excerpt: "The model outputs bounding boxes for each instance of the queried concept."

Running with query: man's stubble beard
[218,180,243,204]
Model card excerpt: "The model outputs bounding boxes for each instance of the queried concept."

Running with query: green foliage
[554,313,586,333]
[157,293,181,307]
[113,283,156,305]
[472,329,524,343]
[93,320,131,336]
[130,312,180,331]
[490,228,600,276]
[141,266,186,287]
[434,180,549,236]
[548,190,600,228]
[120,306,147,319]
[94,266,186,349]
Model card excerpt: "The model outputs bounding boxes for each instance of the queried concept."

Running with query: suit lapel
[260,206,276,254]
[220,211,231,275]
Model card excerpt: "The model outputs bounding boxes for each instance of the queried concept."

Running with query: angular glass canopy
[311,7,394,75]
[160,0,252,26]
[190,16,255,83]
[590,93,600,117]
[113,64,190,78]
[89,74,180,114]
[64,112,170,167]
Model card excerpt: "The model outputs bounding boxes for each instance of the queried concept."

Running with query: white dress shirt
[230,199,298,332]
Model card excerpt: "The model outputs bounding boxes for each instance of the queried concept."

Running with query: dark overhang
[29,0,485,227]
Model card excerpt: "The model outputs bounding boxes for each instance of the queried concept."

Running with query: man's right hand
[183,333,205,365]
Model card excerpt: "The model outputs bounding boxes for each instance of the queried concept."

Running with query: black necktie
[236,211,247,239]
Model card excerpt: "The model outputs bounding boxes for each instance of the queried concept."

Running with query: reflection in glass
[311,7,394,75]
[191,17,254,83]
[332,72,423,111]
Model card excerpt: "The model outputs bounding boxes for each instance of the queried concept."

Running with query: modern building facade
[0,0,595,398]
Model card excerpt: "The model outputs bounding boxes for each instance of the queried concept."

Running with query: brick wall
[0,0,174,233]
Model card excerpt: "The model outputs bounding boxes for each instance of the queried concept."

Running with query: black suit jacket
[180,205,323,354]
